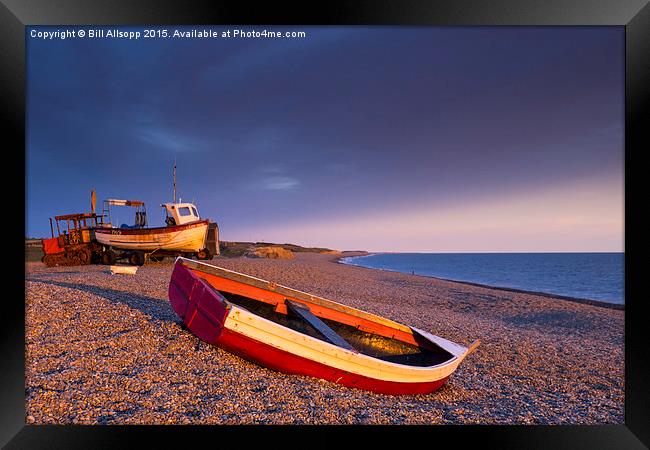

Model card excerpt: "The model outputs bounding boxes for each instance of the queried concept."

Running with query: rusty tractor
[41,212,106,267]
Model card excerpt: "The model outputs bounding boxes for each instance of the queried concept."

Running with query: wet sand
[25,252,624,424]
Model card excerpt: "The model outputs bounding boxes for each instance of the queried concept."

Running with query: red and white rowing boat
[168,257,480,395]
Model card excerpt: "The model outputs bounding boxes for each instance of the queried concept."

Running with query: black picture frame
[4,0,648,448]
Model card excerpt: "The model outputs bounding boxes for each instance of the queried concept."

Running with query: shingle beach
[25,252,624,424]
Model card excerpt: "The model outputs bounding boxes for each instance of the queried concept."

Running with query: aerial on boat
[168,257,480,395]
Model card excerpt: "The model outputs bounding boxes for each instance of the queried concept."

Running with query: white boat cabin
[162,202,201,226]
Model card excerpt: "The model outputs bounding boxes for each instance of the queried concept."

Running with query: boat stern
[169,260,231,344]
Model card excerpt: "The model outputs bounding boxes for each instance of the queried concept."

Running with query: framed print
[3,0,649,448]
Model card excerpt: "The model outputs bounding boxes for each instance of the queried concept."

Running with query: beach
[25,252,624,425]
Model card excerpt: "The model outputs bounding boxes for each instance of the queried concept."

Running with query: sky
[26,26,624,252]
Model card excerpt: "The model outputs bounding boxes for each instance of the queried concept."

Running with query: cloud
[135,126,205,153]
[245,164,301,191]
[257,176,300,191]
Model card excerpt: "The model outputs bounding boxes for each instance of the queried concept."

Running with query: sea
[341,252,624,304]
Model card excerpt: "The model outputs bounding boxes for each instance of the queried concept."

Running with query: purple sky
[26,26,624,252]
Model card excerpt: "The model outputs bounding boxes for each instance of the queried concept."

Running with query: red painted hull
[216,327,450,395]
[169,261,456,395]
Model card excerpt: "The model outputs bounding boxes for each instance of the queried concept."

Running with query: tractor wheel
[197,248,211,260]
[128,251,145,266]
[68,254,79,266]
[43,254,58,267]
[101,250,116,265]
[91,251,102,264]
[78,248,92,265]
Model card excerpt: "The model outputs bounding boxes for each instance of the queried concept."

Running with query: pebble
[25,253,624,424]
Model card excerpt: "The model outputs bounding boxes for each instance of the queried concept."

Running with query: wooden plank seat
[285,300,357,352]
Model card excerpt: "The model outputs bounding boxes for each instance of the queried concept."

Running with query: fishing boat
[94,199,217,264]
[168,257,480,395]
[93,164,219,265]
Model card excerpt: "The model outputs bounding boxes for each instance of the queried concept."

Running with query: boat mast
[173,161,177,203]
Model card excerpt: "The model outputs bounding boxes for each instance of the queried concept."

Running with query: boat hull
[95,220,209,252]
[216,327,450,395]
[168,258,476,395]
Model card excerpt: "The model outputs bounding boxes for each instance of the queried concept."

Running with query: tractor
[41,212,107,267]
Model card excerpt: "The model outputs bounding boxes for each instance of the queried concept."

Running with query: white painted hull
[95,220,209,252]
[223,305,469,383]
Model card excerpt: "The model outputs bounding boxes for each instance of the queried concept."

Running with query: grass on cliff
[219,241,336,257]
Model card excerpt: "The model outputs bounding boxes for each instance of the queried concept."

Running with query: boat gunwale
[95,219,209,235]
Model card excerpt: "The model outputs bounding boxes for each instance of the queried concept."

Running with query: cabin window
[178,206,192,216]
[191,206,198,217]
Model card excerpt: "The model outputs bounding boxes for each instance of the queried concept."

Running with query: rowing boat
[168,257,479,395]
